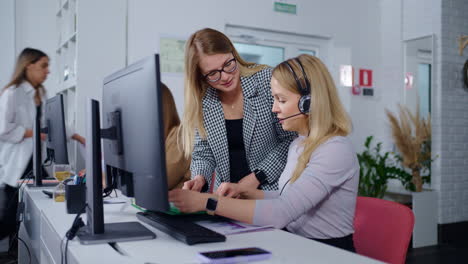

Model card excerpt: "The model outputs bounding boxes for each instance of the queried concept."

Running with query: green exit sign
[274,2,297,15]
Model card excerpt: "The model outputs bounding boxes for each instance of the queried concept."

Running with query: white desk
[19,186,383,264]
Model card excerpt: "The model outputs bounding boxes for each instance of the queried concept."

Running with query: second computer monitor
[101,54,169,212]
[44,94,69,165]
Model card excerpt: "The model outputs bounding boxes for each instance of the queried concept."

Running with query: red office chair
[353,197,414,264]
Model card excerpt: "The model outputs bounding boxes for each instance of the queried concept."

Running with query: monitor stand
[78,99,155,245]
[77,222,156,245]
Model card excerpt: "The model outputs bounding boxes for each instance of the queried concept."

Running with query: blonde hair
[2,48,48,105]
[272,54,352,182]
[161,83,181,139]
[180,28,268,157]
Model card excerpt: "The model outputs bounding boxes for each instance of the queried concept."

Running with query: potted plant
[386,104,437,248]
[357,136,411,199]
[386,105,432,192]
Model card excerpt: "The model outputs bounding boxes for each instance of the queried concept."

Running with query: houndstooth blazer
[190,67,297,191]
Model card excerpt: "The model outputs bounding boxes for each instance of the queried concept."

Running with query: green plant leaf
[357,135,418,197]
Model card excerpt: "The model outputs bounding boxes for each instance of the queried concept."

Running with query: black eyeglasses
[203,58,237,83]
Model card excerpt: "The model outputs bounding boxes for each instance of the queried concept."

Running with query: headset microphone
[274,112,303,123]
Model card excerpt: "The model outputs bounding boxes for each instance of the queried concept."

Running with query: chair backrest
[353,197,414,264]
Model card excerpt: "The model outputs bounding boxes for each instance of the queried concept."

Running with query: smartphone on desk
[197,247,271,264]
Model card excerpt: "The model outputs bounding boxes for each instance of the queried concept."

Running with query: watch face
[206,198,218,211]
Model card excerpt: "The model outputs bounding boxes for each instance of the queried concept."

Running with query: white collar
[21,81,35,94]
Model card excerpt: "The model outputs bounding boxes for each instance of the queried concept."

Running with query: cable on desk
[6,171,33,262]
[17,236,31,264]
[64,239,70,264]
[60,236,65,264]
[102,174,117,198]
[61,203,87,264]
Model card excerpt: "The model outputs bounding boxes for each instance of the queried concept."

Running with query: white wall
[74,0,127,135]
[14,0,58,91]
[403,0,440,41]
[0,0,15,89]
[127,0,385,151]
[378,0,404,148]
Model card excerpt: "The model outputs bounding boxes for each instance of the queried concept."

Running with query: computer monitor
[78,54,167,244]
[44,94,69,165]
[31,94,68,187]
[101,54,169,212]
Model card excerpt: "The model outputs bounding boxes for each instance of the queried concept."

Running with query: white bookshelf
[56,0,77,91]
[55,0,78,171]
[53,0,127,172]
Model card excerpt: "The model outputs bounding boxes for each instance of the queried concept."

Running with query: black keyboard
[136,211,226,245]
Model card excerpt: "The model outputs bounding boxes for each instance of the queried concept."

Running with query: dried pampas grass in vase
[386,104,431,192]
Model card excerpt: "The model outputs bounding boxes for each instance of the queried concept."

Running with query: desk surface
[21,186,383,264]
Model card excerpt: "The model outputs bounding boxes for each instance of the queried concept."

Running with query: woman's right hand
[24,129,33,138]
[182,175,206,192]
[71,133,86,146]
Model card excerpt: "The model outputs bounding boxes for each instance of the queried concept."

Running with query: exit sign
[274,2,297,14]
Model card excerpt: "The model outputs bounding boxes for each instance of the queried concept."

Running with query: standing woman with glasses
[0,48,50,240]
[180,28,296,194]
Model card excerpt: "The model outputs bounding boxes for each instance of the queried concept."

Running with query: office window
[226,25,330,67]
[298,49,317,57]
[233,42,284,67]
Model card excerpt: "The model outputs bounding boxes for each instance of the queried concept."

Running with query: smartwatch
[253,169,267,186]
[206,197,218,215]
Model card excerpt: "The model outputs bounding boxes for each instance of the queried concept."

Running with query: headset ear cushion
[298,95,311,114]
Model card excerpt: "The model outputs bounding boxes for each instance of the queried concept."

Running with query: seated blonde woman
[161,83,191,189]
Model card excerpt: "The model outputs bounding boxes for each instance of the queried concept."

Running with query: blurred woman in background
[0,47,50,241]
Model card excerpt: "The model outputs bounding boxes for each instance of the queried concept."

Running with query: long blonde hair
[273,54,352,182]
[180,28,267,157]
[2,48,48,105]
[161,83,181,139]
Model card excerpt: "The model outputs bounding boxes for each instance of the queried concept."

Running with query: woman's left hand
[168,189,208,213]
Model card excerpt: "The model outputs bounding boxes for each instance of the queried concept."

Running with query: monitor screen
[101,54,169,212]
[44,94,69,165]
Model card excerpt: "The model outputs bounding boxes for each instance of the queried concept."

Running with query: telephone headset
[283,57,312,115]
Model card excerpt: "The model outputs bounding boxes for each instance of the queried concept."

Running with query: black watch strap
[206,197,218,215]
[201,182,209,193]
[253,169,267,185]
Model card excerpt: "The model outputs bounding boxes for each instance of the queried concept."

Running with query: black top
[225,119,251,183]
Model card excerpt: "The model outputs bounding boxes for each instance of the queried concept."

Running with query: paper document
[103,197,128,204]
[196,220,273,235]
